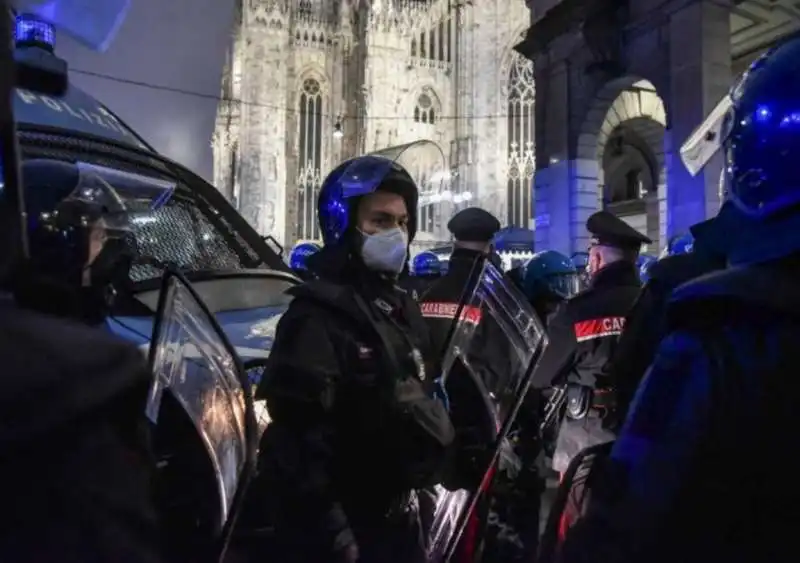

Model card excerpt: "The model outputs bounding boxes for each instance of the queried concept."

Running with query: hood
[0,299,150,447]
[107,305,287,362]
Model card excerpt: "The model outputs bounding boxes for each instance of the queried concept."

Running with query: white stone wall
[213,0,531,248]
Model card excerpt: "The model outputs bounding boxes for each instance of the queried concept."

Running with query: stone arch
[575,77,667,253]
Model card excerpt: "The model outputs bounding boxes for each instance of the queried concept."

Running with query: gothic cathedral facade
[212,0,533,251]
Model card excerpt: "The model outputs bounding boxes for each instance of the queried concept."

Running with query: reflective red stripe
[573,317,625,342]
[420,302,482,324]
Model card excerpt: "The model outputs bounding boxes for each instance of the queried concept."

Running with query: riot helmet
[523,250,581,301]
[316,141,445,275]
[681,36,800,219]
[659,232,694,259]
[7,159,174,322]
[289,242,321,272]
[412,251,442,277]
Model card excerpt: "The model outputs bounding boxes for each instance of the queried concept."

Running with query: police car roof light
[15,14,55,52]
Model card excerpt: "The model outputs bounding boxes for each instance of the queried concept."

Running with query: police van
[13,14,298,422]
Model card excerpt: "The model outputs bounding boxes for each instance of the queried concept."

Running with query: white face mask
[360,227,408,274]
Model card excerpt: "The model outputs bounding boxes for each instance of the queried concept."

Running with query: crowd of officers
[5,36,800,563]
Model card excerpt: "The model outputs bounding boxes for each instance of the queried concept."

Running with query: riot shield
[146,269,258,563]
[427,260,548,562]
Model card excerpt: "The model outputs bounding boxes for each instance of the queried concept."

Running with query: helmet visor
[40,162,175,237]
[337,140,446,199]
[680,94,735,176]
[58,162,176,232]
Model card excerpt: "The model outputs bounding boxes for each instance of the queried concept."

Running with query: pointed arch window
[506,54,535,228]
[414,92,436,124]
[298,77,324,241]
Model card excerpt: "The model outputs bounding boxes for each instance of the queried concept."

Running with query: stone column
[665,0,732,237]
[532,59,572,254]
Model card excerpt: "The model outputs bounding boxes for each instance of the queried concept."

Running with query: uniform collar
[448,248,486,272]
[589,260,640,290]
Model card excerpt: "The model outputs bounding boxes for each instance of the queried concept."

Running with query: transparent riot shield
[145,269,258,563]
[427,260,548,562]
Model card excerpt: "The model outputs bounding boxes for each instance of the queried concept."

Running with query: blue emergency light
[14,14,56,51]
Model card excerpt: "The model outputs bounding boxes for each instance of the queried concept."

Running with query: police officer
[419,207,533,560]
[562,37,800,563]
[419,206,501,356]
[521,250,581,326]
[13,160,135,325]
[530,210,650,475]
[0,159,168,561]
[399,251,443,300]
[242,147,454,563]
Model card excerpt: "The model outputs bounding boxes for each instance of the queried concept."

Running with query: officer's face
[357,191,409,235]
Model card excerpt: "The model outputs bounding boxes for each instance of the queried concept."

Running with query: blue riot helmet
[413,251,442,277]
[523,250,581,300]
[659,233,694,259]
[290,242,321,272]
[317,141,446,246]
[681,38,800,222]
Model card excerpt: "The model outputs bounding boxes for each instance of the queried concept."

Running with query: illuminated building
[515,0,800,255]
[212,0,534,252]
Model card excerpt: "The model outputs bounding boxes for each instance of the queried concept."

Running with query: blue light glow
[754,105,771,123]
[14,14,56,50]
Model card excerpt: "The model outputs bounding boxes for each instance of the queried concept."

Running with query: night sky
[51,0,235,181]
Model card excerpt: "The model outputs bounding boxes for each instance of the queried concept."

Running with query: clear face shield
[337,140,447,199]
[679,94,735,178]
[40,161,175,234]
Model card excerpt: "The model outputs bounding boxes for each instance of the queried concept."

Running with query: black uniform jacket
[607,251,725,423]
[419,248,516,394]
[561,259,800,563]
[530,261,641,390]
[249,248,445,559]
[0,299,167,563]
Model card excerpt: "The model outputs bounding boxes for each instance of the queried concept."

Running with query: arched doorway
[595,80,666,253]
